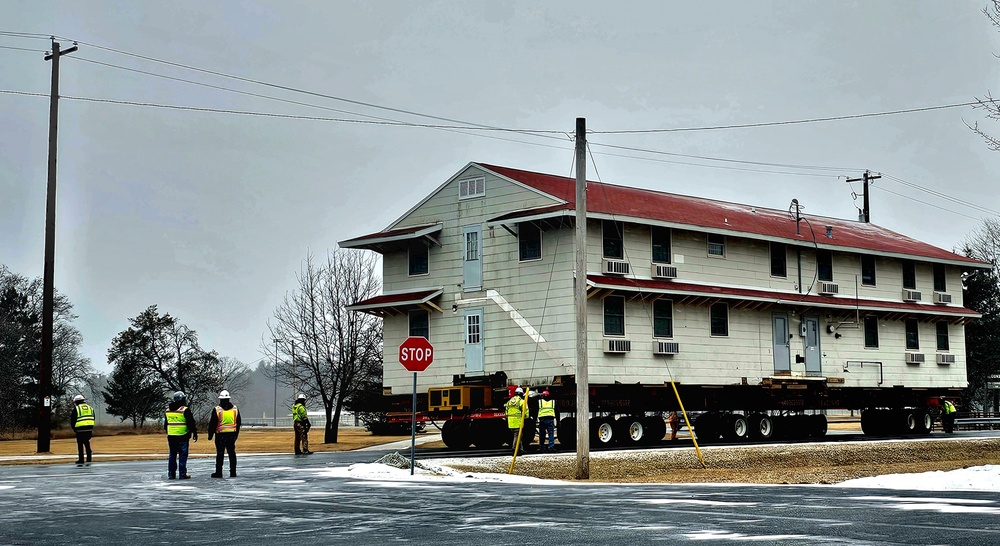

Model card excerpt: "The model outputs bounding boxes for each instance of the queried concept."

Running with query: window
[902,260,916,290]
[770,242,787,277]
[518,222,541,261]
[861,255,876,286]
[409,309,429,339]
[465,230,479,261]
[905,319,919,350]
[936,321,950,351]
[408,245,428,276]
[707,233,726,257]
[817,249,833,282]
[603,296,625,336]
[466,313,481,344]
[459,177,485,199]
[603,220,624,259]
[863,315,879,348]
[651,226,671,263]
[653,299,673,338]
[933,264,946,292]
[710,303,729,336]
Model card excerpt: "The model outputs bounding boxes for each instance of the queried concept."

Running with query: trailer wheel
[557,417,577,448]
[861,409,886,436]
[720,414,748,440]
[591,417,616,446]
[915,410,932,435]
[615,416,646,445]
[441,420,473,450]
[522,417,538,447]
[809,414,828,438]
[471,419,507,449]
[643,416,667,444]
[747,414,774,440]
[902,410,918,434]
[694,413,720,443]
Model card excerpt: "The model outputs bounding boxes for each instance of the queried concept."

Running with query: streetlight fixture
[273,338,282,427]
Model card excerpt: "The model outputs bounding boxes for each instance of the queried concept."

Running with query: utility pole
[846,170,881,223]
[574,117,590,479]
[38,40,77,453]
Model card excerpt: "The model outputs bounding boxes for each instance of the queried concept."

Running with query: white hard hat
[296,393,306,400]
[73,394,85,402]
[514,387,524,394]
[219,390,231,399]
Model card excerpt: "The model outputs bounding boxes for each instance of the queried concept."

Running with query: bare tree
[970,1,1000,149]
[267,248,382,443]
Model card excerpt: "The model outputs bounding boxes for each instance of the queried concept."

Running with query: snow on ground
[313,453,1000,492]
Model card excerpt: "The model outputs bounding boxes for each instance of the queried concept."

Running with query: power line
[0,44,46,53]
[879,173,1000,217]
[872,185,984,221]
[589,140,860,173]
[590,102,980,134]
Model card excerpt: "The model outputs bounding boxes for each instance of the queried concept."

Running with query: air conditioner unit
[603,338,631,353]
[937,354,956,365]
[902,289,922,302]
[818,282,839,295]
[905,353,925,364]
[933,292,952,305]
[653,340,679,355]
[651,263,677,279]
[602,258,630,275]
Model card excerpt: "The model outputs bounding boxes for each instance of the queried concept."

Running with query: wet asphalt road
[1,448,999,545]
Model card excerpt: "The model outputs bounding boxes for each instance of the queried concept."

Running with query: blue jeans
[167,436,190,477]
[539,417,556,449]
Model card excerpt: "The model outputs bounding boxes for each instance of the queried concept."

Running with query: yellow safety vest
[943,400,956,414]
[505,395,523,428]
[166,407,189,436]
[538,399,556,418]
[215,406,238,433]
[292,403,307,422]
[75,404,95,429]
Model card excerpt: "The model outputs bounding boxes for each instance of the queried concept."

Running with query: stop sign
[398,336,434,372]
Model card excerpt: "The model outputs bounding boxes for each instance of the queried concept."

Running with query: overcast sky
[3,1,1000,374]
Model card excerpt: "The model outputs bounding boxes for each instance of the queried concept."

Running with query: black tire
[521,417,537,446]
[694,412,720,443]
[441,420,473,450]
[915,409,932,435]
[557,417,577,448]
[470,419,507,449]
[861,409,885,436]
[591,416,616,447]
[615,416,646,446]
[809,414,828,438]
[902,410,918,435]
[721,414,749,441]
[642,415,667,444]
[747,413,774,440]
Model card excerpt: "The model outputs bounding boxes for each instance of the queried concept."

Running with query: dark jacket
[207,400,241,440]
[163,400,198,442]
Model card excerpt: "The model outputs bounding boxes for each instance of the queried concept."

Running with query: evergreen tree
[102,358,164,428]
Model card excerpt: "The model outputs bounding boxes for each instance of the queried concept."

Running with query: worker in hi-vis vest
[505,387,525,452]
[71,394,95,465]
[292,393,313,455]
[208,390,241,478]
[164,391,198,479]
[537,390,558,452]
[940,396,957,434]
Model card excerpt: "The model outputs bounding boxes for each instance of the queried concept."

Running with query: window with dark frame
[936,321,950,351]
[933,264,946,292]
[603,296,625,336]
[902,260,916,290]
[653,299,673,338]
[770,242,787,277]
[651,226,671,263]
[408,245,429,276]
[409,309,429,339]
[905,318,919,350]
[603,220,624,260]
[817,249,833,282]
[518,222,541,261]
[863,315,879,348]
[707,233,726,257]
[861,255,876,286]
[710,302,729,336]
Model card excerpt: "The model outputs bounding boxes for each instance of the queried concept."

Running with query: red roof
[480,163,984,266]
[588,274,979,318]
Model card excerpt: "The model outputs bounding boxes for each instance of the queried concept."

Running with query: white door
[772,314,790,373]
[464,308,484,375]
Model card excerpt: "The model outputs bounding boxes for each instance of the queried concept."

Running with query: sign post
[398,336,434,475]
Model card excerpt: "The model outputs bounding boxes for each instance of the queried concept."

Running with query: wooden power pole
[846,170,881,223]
[574,117,590,479]
[38,39,77,453]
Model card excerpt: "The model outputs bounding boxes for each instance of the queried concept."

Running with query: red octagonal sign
[398,336,434,372]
